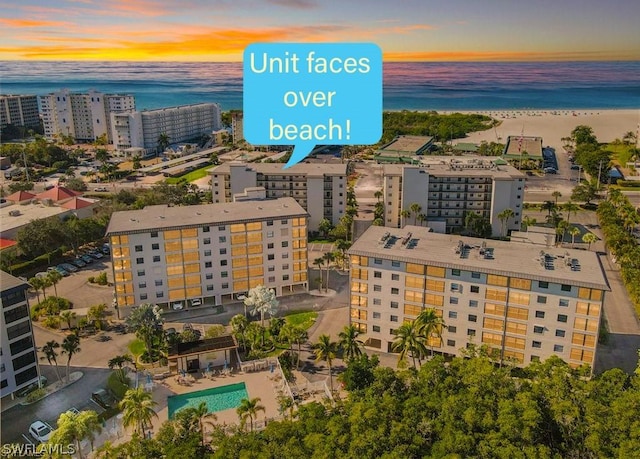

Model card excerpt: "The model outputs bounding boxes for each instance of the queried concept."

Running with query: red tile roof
[35,186,82,201]
[5,190,36,202]
[60,197,94,210]
[0,238,17,250]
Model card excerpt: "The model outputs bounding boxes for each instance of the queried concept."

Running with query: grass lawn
[128,339,145,357]
[606,143,633,166]
[284,311,318,330]
[165,164,212,184]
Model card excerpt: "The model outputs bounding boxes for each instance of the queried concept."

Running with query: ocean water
[1,61,638,111]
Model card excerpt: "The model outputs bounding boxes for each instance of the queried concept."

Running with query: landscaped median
[20,371,83,406]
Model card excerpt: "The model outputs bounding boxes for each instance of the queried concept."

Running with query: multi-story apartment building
[348,225,608,371]
[211,162,347,231]
[231,111,244,144]
[1,271,40,398]
[40,89,135,142]
[106,198,308,318]
[383,160,525,236]
[111,103,221,153]
[0,95,40,129]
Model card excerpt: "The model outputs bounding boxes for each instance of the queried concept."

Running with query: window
[373,285,382,292]
[373,299,381,305]
[283,274,289,281]
[222,282,229,289]
[373,325,381,332]
[221,271,228,278]
[390,315,398,322]
[204,238,211,245]
[537,295,547,304]
[138,282,147,288]
[282,264,289,270]
[538,281,549,289]
[469,300,478,308]
[282,253,289,259]
[390,301,399,309]
[447,339,456,347]
[451,283,461,292]
[467,329,476,336]
[449,325,457,333]
[219,236,226,243]
[156,292,164,298]
[151,231,158,237]
[205,262,212,268]
[535,311,545,319]
[471,272,481,279]
[205,273,213,280]
[391,261,401,268]
[533,326,544,334]
[218,226,226,231]
[220,248,227,255]
[154,280,163,286]
[220,260,228,266]
[554,344,564,352]
[470,286,480,293]
[556,329,566,337]
[153,256,160,262]
[267,221,274,226]
[391,288,399,295]
[450,297,459,304]
[135,245,143,252]
[374,258,382,265]
[267,231,274,238]
[374,271,382,278]
[468,314,477,322]
[204,250,211,256]
[267,243,274,249]
[452,269,461,276]
[391,274,400,281]
[202,226,210,232]
[140,293,148,300]
[152,243,159,250]
[268,266,275,272]
[557,314,568,323]
[559,299,570,307]
[282,241,288,248]
[137,270,145,276]
[206,285,214,291]
[449,311,458,319]
[268,276,275,283]
[532,341,542,348]
[268,254,275,260]
[373,312,381,319]
[281,219,288,224]
[136,257,144,264]
[561,284,572,292]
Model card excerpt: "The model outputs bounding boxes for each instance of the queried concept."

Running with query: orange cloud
[0,18,70,27]
[383,50,640,61]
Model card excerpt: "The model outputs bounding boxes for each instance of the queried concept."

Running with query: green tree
[318,218,333,238]
[269,317,286,343]
[87,303,108,330]
[571,125,598,146]
[521,215,537,231]
[120,387,158,436]
[415,308,446,357]
[59,310,76,331]
[542,200,556,216]
[175,401,217,447]
[95,148,109,163]
[125,303,165,359]
[313,257,326,292]
[552,191,562,205]
[571,180,599,205]
[400,209,411,226]
[410,202,422,226]
[338,353,379,391]
[374,189,383,202]
[132,155,142,170]
[108,354,135,371]
[562,200,580,225]
[497,208,515,237]
[338,324,363,362]
[582,232,598,250]
[391,321,426,369]
[61,331,81,382]
[230,314,249,351]
[17,216,67,260]
[28,276,44,303]
[313,334,339,393]
[49,410,102,459]
[157,133,171,155]
[323,251,336,292]
[46,271,63,298]
[41,340,62,382]
[244,285,279,347]
[236,397,265,432]
[65,177,88,192]
[569,226,581,247]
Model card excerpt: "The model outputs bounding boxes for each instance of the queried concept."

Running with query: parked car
[191,298,202,307]
[29,421,53,443]
[94,187,108,192]
[16,376,48,398]
[71,258,86,268]
[91,389,117,409]
[60,263,78,273]
[49,266,69,277]
[172,301,184,310]
[66,407,80,415]
[165,327,177,336]
[102,244,110,254]
[571,164,580,170]
[88,250,104,259]
[80,254,94,264]
[544,167,557,174]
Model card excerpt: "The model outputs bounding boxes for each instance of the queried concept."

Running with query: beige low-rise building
[348,225,609,371]
[106,198,309,318]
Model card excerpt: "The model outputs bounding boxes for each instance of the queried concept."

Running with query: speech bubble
[243,43,382,168]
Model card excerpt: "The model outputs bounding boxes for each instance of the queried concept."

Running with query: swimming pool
[168,382,248,419]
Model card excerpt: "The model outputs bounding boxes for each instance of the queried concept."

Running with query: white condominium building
[40,89,135,142]
[211,162,348,231]
[383,160,525,236]
[348,225,609,371]
[106,198,308,318]
[1,271,40,398]
[111,103,221,153]
[0,94,40,129]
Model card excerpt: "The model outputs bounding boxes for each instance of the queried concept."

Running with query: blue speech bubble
[243,43,382,168]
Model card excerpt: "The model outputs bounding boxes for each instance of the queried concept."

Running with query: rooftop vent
[401,232,412,246]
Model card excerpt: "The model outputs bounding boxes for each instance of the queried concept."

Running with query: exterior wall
[0,276,39,398]
[383,173,402,227]
[401,168,430,227]
[0,95,40,128]
[110,215,308,318]
[490,179,524,236]
[348,255,603,370]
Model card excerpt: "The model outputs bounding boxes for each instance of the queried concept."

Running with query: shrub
[88,276,95,283]
[42,315,61,329]
[107,370,131,400]
[205,324,226,338]
[278,351,295,382]
[616,180,640,188]
[95,272,108,285]
[26,388,46,403]
[31,296,72,320]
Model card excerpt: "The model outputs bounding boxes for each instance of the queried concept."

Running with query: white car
[29,420,53,443]
[171,301,183,310]
[191,298,202,307]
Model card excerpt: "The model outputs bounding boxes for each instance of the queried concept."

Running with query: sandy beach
[449,109,639,150]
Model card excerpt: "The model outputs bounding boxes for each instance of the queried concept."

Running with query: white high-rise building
[0,95,40,129]
[112,103,221,153]
[40,89,135,142]
[1,271,40,398]
[348,225,609,372]
[383,160,525,236]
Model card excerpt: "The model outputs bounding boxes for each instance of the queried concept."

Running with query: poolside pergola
[168,335,239,374]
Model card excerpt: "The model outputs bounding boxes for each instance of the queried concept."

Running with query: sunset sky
[1,0,639,61]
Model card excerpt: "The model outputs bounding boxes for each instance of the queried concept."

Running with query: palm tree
[41,340,62,382]
[542,200,556,217]
[313,257,326,292]
[497,208,515,238]
[562,200,580,225]
[50,410,102,459]
[177,401,217,447]
[521,215,537,232]
[236,397,265,432]
[374,190,383,203]
[108,354,135,371]
[230,314,249,350]
[582,232,598,250]
[157,133,171,155]
[88,303,108,330]
[28,277,43,303]
[120,387,158,436]
[312,334,339,393]
[410,203,422,226]
[338,324,363,362]
[552,191,562,205]
[61,332,81,382]
[60,310,77,331]
[569,226,581,248]
[400,209,411,226]
[244,285,279,347]
[415,308,446,358]
[391,321,426,369]
[292,326,309,369]
[416,213,428,227]
[323,251,335,292]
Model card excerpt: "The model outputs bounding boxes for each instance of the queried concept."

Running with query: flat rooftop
[0,203,68,234]
[378,135,434,155]
[349,225,609,291]
[503,136,543,158]
[0,270,28,292]
[106,197,307,235]
[383,161,524,180]
[211,162,347,177]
